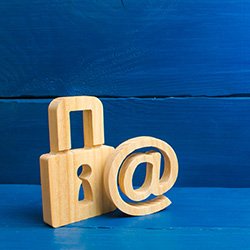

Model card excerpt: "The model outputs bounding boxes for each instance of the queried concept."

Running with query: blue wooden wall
[1,0,250,187]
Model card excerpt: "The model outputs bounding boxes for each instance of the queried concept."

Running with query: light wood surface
[119,151,162,201]
[40,96,115,228]
[48,96,104,152]
[104,136,178,216]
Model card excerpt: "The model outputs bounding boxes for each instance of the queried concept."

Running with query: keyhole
[77,165,92,202]
[77,166,84,201]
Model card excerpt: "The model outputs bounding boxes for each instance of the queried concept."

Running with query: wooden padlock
[40,96,115,228]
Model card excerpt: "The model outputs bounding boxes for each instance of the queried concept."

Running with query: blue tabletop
[1,185,250,249]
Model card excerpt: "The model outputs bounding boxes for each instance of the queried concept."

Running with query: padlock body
[40,145,115,228]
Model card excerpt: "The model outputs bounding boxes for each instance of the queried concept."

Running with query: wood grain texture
[1,98,250,187]
[41,146,115,227]
[104,136,178,215]
[1,0,250,97]
[1,185,250,249]
[48,96,105,151]
[40,96,115,227]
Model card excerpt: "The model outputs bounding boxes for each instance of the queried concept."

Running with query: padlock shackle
[48,96,104,152]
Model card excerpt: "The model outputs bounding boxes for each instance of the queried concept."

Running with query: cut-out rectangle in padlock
[40,96,115,228]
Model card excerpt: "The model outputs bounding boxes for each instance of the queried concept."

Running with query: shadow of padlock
[40,96,115,228]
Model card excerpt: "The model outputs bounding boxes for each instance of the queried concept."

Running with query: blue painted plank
[2,227,250,250]
[1,98,250,186]
[2,185,250,229]
[1,0,250,97]
[1,185,250,249]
